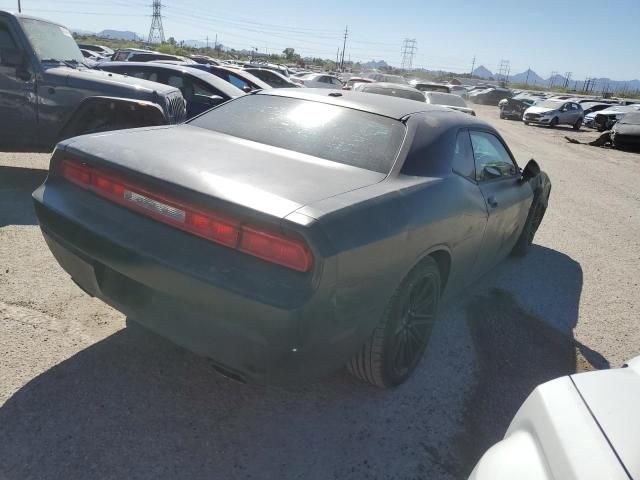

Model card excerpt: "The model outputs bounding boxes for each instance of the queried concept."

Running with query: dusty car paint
[33,90,550,385]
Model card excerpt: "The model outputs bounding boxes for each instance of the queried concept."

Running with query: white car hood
[525,106,557,115]
[470,357,640,480]
[571,357,640,479]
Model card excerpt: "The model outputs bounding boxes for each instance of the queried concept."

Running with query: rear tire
[524,121,529,125]
[347,257,441,388]
[511,195,547,257]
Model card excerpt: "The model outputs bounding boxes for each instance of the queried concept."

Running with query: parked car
[187,64,270,92]
[366,73,408,84]
[470,357,640,480]
[243,67,301,88]
[342,76,373,90]
[580,102,615,127]
[189,55,220,66]
[523,100,584,129]
[33,89,550,388]
[469,87,512,105]
[111,48,194,64]
[0,11,186,150]
[80,49,102,64]
[423,91,475,115]
[593,105,640,131]
[97,62,243,118]
[449,85,470,99]
[499,97,535,120]
[410,81,451,93]
[296,73,343,89]
[353,82,425,102]
[77,43,114,57]
[610,111,640,149]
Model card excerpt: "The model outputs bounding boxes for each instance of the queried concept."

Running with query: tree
[168,37,176,46]
[282,48,296,60]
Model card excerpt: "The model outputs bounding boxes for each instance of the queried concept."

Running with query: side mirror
[483,165,502,179]
[242,85,252,93]
[521,159,541,182]
[207,95,225,106]
[0,48,25,67]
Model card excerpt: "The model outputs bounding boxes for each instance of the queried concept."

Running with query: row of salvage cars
[499,92,640,149]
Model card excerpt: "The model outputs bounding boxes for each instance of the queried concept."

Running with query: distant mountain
[472,65,494,79]
[510,69,546,85]
[97,29,138,41]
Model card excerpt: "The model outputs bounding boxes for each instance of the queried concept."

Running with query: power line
[148,0,165,44]
[400,38,417,71]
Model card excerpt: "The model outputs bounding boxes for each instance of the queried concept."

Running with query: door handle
[487,196,498,208]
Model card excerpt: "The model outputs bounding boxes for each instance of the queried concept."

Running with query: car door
[470,130,532,274]
[0,18,37,146]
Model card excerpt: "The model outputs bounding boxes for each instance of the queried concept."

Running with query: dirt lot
[1,105,639,479]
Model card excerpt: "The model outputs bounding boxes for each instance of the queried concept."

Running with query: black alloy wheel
[348,257,441,388]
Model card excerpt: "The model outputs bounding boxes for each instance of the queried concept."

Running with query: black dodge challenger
[33,89,551,388]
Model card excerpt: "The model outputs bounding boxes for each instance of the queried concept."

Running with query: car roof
[362,82,422,92]
[99,62,245,96]
[253,88,479,121]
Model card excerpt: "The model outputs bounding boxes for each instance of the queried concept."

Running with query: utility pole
[17,0,21,13]
[206,36,209,49]
[470,55,476,76]
[525,67,531,86]
[339,26,348,72]
[563,72,572,89]
[147,0,165,44]
[336,47,339,69]
[214,33,218,57]
[400,38,417,71]
[548,71,558,89]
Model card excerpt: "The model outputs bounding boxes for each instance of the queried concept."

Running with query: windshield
[427,92,467,107]
[189,95,405,173]
[20,18,84,64]
[535,100,564,109]
[619,112,640,124]
[380,75,408,84]
[361,85,425,102]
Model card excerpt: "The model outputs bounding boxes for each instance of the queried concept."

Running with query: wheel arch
[412,245,452,296]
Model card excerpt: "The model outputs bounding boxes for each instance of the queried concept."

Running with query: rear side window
[226,73,249,90]
[0,22,16,49]
[189,95,406,173]
[452,131,475,180]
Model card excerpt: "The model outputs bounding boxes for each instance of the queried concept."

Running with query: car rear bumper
[33,181,366,385]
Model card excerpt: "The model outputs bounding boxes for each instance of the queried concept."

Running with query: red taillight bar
[56,158,313,272]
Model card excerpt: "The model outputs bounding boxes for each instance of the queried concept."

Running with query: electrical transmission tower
[400,39,417,71]
[148,0,165,44]
[497,59,510,84]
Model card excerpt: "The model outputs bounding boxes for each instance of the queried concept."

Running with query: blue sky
[2,0,638,80]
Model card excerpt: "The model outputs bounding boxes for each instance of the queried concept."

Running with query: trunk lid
[62,124,386,218]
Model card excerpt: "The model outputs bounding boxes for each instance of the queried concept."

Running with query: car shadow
[0,166,48,227]
[0,245,600,479]
[445,244,608,477]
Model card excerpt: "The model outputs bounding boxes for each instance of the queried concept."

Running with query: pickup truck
[0,11,186,150]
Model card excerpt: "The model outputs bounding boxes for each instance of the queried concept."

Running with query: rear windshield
[189,95,406,173]
[426,92,467,107]
[362,86,425,103]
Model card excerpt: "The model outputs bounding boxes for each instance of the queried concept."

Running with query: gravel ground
[1,106,639,479]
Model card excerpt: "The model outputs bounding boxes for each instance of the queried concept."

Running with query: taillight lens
[57,158,313,272]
